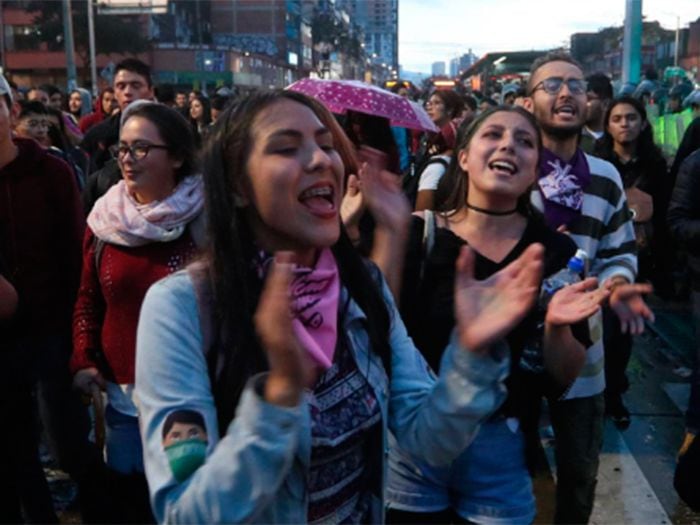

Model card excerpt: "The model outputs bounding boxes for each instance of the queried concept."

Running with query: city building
[571,18,700,79]
[431,61,446,76]
[336,0,398,77]
[448,51,478,77]
[308,0,368,81]
[0,0,322,93]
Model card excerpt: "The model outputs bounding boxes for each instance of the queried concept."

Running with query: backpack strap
[186,261,224,384]
[419,210,436,281]
[94,237,106,271]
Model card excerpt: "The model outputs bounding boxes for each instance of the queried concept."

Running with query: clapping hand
[454,243,544,355]
[341,162,410,235]
[607,280,655,335]
[356,162,410,234]
[545,277,610,326]
[254,252,315,407]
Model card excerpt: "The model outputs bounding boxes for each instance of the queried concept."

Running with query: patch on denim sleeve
[162,409,208,482]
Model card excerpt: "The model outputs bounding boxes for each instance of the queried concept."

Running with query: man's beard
[540,121,583,140]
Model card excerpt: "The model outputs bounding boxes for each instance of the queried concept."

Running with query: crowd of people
[1,51,699,525]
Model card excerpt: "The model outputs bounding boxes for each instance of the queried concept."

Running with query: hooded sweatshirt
[0,137,85,334]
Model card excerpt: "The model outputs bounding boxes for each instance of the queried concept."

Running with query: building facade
[431,61,445,76]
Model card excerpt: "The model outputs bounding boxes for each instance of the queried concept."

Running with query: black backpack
[402,156,450,208]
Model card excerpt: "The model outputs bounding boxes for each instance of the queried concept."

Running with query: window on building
[4,25,41,51]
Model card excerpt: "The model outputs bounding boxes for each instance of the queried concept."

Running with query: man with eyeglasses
[522,52,652,524]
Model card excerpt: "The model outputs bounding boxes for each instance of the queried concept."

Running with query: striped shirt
[531,152,637,399]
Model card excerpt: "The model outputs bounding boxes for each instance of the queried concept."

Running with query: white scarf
[87,175,204,247]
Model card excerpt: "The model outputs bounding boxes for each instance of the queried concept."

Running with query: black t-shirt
[399,213,578,415]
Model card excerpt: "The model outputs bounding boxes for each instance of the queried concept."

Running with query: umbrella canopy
[286,78,438,133]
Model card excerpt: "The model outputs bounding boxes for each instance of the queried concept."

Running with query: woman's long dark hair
[436,105,542,217]
[200,90,391,433]
[122,103,197,183]
[593,95,665,168]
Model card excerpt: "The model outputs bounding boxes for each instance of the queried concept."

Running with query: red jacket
[0,138,84,334]
[71,228,197,383]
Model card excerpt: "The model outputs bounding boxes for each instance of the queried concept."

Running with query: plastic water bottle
[539,249,588,309]
[520,249,587,374]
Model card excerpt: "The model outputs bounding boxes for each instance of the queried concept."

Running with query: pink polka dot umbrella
[286,78,438,133]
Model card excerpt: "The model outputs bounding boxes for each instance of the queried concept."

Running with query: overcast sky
[398,0,700,73]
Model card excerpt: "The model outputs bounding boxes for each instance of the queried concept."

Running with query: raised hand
[340,173,365,231]
[608,281,655,335]
[454,243,544,355]
[545,277,610,326]
[254,252,314,407]
[357,162,411,234]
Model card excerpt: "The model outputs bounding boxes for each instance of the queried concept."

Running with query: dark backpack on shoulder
[402,156,450,208]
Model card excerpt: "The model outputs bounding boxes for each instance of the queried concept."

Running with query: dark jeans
[550,394,605,524]
[686,291,700,433]
[17,333,110,522]
[0,383,57,524]
[603,307,632,399]
[520,374,604,525]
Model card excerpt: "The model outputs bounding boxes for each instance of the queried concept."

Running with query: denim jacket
[135,270,509,524]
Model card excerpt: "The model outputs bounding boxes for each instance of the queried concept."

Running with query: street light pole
[62,0,78,90]
[622,0,642,85]
[87,0,98,96]
[674,15,680,67]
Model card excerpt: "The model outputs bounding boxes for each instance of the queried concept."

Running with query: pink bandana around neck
[289,248,340,370]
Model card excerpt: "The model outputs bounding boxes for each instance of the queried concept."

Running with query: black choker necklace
[465,203,518,216]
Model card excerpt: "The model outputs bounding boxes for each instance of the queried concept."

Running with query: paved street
[535,295,700,524]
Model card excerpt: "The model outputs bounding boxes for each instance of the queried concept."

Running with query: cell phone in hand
[357,145,389,172]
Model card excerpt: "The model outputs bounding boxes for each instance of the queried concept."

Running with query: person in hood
[0,73,107,522]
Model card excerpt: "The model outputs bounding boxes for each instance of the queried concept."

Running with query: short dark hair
[211,94,231,112]
[162,410,206,440]
[463,94,477,112]
[38,84,61,97]
[527,51,583,93]
[121,103,197,183]
[586,73,613,100]
[155,83,175,104]
[114,58,152,87]
[18,99,48,119]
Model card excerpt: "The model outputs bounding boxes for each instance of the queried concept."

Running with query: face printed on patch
[162,410,208,482]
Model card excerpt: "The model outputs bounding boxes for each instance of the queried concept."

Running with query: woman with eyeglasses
[71,102,205,522]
